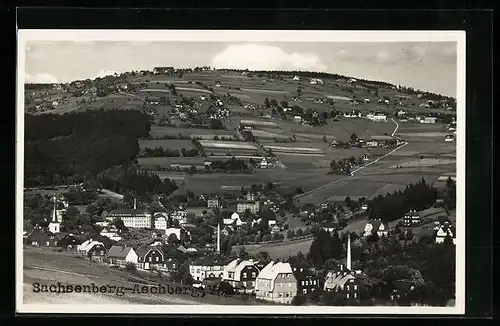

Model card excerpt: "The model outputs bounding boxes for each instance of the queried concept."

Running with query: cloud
[25,73,59,84]
[211,44,327,71]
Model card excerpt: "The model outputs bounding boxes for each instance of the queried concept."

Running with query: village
[23,65,457,306]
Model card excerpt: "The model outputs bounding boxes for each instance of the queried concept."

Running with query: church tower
[48,195,61,234]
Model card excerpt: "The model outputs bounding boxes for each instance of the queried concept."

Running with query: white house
[435,224,456,244]
[310,78,324,85]
[445,134,455,142]
[255,261,297,304]
[293,75,300,81]
[237,201,260,214]
[107,246,138,265]
[363,219,389,237]
[420,116,437,124]
[77,239,105,256]
[371,113,388,122]
[154,213,168,231]
[260,158,269,169]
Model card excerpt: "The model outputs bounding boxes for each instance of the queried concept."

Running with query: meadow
[138,139,195,151]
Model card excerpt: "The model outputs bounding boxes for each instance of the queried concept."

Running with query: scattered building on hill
[237,200,260,214]
[402,210,421,226]
[107,246,138,266]
[255,261,298,304]
[207,196,221,209]
[363,219,389,237]
[57,233,82,249]
[310,78,324,85]
[223,259,261,293]
[100,228,122,242]
[420,116,437,124]
[365,139,380,148]
[153,67,174,75]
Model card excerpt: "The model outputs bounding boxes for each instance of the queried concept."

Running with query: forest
[24,110,151,186]
[367,178,438,222]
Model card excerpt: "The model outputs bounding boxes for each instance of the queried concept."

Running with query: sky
[24,41,457,97]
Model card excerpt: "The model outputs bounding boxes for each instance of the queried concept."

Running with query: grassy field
[137,157,205,169]
[138,139,195,151]
[149,126,236,139]
[232,238,313,261]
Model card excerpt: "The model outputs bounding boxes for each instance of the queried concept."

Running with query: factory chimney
[217,223,221,253]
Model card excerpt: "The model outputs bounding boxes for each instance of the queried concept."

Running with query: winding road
[293,118,408,201]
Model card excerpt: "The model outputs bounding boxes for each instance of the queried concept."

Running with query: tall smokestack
[217,223,221,253]
[347,233,352,272]
[133,198,137,210]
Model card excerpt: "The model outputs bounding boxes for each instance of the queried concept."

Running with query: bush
[291,295,306,306]
[125,262,137,273]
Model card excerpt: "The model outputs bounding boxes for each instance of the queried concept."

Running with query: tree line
[367,178,438,222]
[24,110,150,187]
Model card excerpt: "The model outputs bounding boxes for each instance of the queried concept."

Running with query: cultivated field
[232,238,313,261]
[149,126,236,139]
[137,157,206,169]
[138,139,195,151]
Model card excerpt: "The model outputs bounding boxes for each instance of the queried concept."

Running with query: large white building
[237,201,260,214]
[105,208,152,229]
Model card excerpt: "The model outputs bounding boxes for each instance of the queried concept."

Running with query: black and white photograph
[16,30,465,314]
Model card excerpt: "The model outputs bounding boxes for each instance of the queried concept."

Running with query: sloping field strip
[138,139,194,150]
[199,141,259,150]
[263,145,324,153]
[240,119,279,127]
[240,88,289,94]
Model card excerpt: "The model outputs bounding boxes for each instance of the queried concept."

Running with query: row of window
[346,293,358,299]
[301,280,317,286]
[277,283,293,288]
[346,285,358,291]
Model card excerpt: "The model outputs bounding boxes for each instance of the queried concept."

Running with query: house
[107,246,138,266]
[390,280,416,301]
[365,140,380,148]
[293,267,320,296]
[207,196,221,209]
[363,219,389,237]
[170,209,188,223]
[435,224,456,244]
[322,222,339,233]
[136,246,164,270]
[293,115,302,123]
[323,269,361,301]
[420,116,437,124]
[189,256,229,282]
[260,158,269,169]
[255,261,298,304]
[293,75,300,81]
[57,233,82,249]
[105,208,152,229]
[99,228,122,242]
[223,259,261,293]
[237,201,260,214]
[372,112,388,122]
[402,210,421,226]
[25,228,59,247]
[310,78,324,85]
[77,239,106,259]
[164,227,191,242]
[154,213,168,231]
[157,257,180,273]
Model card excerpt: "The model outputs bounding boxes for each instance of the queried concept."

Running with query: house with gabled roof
[223,258,260,293]
[25,228,60,248]
[435,223,456,244]
[136,246,164,270]
[77,239,106,259]
[189,255,230,282]
[293,266,320,296]
[363,219,389,237]
[107,246,138,266]
[255,261,297,304]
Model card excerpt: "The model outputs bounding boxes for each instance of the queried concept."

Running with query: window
[278,283,283,287]
[252,281,255,287]
[303,289,307,294]
[252,272,256,278]
[313,280,317,285]
[286,293,290,297]
[354,285,357,290]
[156,257,159,262]
[172,264,176,269]
[243,272,247,278]
[354,293,357,299]
[305,280,309,286]
[347,293,350,299]
[301,281,305,286]
[149,257,152,262]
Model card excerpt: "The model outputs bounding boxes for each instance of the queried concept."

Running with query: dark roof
[367,219,389,230]
[107,246,134,259]
[191,255,231,266]
[293,267,317,280]
[107,208,149,216]
[135,245,164,258]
